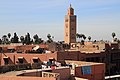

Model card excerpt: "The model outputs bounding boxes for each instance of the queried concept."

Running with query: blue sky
[0,0,120,41]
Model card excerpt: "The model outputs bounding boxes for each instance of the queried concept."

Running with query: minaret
[64,4,77,44]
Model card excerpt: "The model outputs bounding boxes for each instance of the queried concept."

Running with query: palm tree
[79,34,83,39]
[7,33,11,43]
[82,34,86,41]
[47,34,53,43]
[47,34,51,39]
[76,33,79,38]
[76,33,85,42]
[88,36,91,41]
[76,33,80,42]
[8,33,11,39]
[112,32,116,39]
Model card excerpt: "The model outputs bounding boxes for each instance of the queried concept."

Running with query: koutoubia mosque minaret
[64,4,77,44]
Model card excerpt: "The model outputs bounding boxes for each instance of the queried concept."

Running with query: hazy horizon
[0,0,120,41]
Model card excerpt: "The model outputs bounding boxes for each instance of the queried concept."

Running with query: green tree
[47,34,51,39]
[11,32,19,43]
[88,36,91,41]
[112,32,116,39]
[7,33,11,43]
[81,40,85,45]
[76,33,79,38]
[20,36,25,45]
[76,33,83,42]
[8,33,11,39]
[24,33,31,45]
[11,38,14,43]
[0,39,2,44]
[2,35,9,44]
[76,33,80,42]
[79,34,83,39]
[33,34,39,40]
[37,38,44,44]
[33,34,39,44]
[47,34,53,43]
[33,34,42,44]
[82,34,86,41]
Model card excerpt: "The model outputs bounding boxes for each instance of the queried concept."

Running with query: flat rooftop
[75,77,88,80]
[0,67,69,77]
[65,60,104,66]
[80,50,105,53]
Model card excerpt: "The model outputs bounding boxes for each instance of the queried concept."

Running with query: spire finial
[70,4,72,8]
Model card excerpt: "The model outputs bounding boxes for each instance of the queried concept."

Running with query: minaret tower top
[64,4,77,44]
[67,4,74,16]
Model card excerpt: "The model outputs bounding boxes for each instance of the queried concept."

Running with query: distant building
[64,4,77,44]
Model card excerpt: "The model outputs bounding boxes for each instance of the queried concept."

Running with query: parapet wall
[0,76,56,80]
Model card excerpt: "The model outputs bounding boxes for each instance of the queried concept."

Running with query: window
[86,57,100,62]
[33,57,39,63]
[18,59,23,64]
[71,19,75,22]
[33,59,38,63]
[66,24,68,28]
[71,28,74,30]
[86,58,90,62]
[72,37,75,39]
[65,19,68,22]
[3,57,9,65]
[18,57,24,64]
[71,34,75,39]
[66,33,68,36]
[82,66,92,75]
